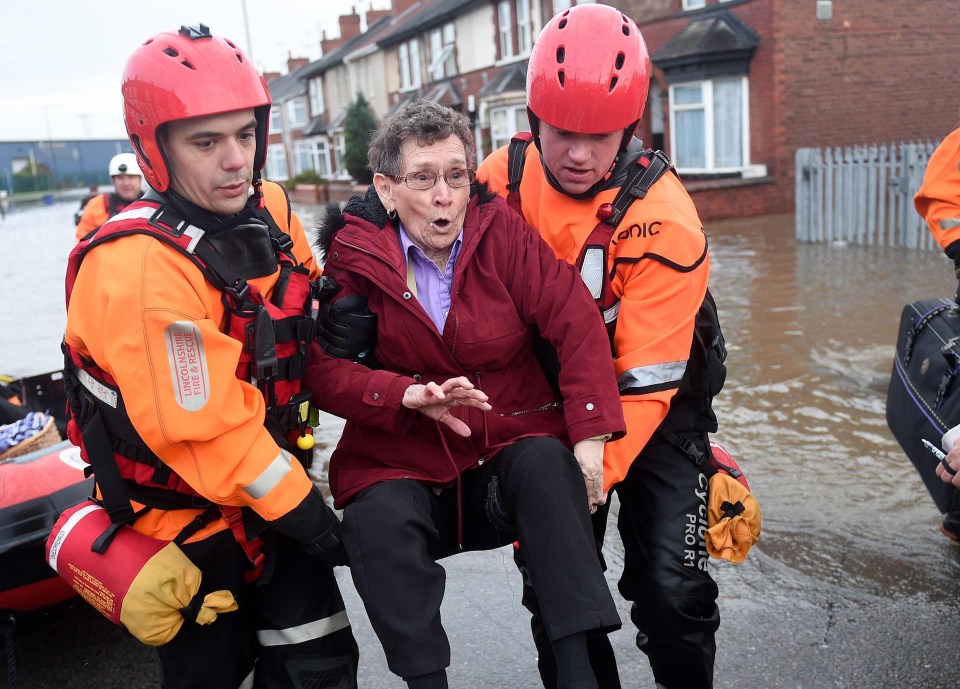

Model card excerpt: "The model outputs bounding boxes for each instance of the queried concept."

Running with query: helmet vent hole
[622,23,630,37]
[558,70,565,87]
[181,59,196,70]
[225,39,237,49]
[163,47,180,58]
[556,47,565,64]
[235,52,244,64]
[609,76,618,92]
[615,52,625,70]
[558,18,567,29]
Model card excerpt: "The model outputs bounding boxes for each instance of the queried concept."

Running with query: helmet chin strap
[252,172,265,210]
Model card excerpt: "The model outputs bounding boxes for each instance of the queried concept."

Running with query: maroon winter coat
[306,186,625,508]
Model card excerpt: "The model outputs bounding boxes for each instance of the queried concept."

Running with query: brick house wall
[616,0,959,220]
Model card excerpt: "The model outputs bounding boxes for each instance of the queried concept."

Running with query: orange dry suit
[63,181,334,563]
[75,192,130,242]
[916,127,960,263]
[478,136,722,490]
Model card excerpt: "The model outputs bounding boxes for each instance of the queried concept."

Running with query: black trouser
[340,436,621,680]
[158,529,359,689]
[521,430,720,689]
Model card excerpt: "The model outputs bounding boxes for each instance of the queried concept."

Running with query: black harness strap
[506,133,535,193]
[602,150,673,229]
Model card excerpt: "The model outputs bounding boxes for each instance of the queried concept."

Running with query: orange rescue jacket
[478,140,710,489]
[916,127,960,258]
[74,193,127,242]
[64,181,320,543]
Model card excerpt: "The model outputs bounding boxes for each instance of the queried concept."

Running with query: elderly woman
[305,99,624,689]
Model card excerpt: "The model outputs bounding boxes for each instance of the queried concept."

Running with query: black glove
[274,488,349,568]
[317,295,378,363]
[302,506,350,568]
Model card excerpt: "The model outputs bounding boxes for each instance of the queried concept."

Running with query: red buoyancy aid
[62,197,319,522]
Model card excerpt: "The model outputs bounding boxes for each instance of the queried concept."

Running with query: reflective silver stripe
[237,669,254,689]
[102,205,204,252]
[47,502,101,571]
[243,450,294,499]
[182,223,205,253]
[603,300,620,324]
[76,368,118,408]
[617,360,687,393]
[580,247,605,300]
[106,206,156,224]
[257,610,350,647]
[939,218,960,231]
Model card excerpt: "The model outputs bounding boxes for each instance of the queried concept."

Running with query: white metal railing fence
[795,140,940,249]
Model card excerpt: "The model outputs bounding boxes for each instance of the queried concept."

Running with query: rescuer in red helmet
[478,5,736,688]
[62,25,359,688]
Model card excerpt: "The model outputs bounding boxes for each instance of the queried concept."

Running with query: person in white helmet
[73,152,143,241]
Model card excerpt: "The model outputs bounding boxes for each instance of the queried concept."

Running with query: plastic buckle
[227,278,250,302]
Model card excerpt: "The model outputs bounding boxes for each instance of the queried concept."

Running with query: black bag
[886,297,960,513]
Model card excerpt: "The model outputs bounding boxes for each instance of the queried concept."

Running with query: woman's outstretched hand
[402,377,491,437]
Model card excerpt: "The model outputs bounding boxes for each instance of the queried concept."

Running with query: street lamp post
[44,105,61,190]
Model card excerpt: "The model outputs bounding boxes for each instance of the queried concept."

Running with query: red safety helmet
[122,24,271,193]
[527,5,650,147]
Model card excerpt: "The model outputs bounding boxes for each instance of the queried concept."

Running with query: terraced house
[266,0,958,219]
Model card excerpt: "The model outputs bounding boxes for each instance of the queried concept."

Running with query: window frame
[286,97,308,129]
[682,0,707,10]
[399,39,422,91]
[516,0,532,55]
[332,130,350,180]
[489,103,529,152]
[497,1,514,60]
[269,107,283,134]
[428,22,457,81]
[308,77,324,116]
[667,76,751,175]
[265,144,288,180]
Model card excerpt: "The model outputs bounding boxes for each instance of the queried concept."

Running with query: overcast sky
[1,0,389,141]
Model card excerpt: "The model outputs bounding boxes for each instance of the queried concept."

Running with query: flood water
[1,200,959,687]
[706,213,960,603]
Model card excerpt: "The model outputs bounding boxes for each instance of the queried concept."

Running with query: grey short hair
[368,99,476,177]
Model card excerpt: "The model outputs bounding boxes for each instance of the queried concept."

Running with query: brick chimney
[263,71,282,84]
[339,8,362,41]
[320,30,343,56]
[391,0,420,16]
[365,3,392,26]
[286,54,310,73]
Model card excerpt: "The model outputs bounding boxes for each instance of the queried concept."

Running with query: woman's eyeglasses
[391,168,476,190]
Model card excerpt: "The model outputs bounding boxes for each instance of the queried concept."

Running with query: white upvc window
[682,0,707,10]
[516,0,532,55]
[552,0,572,12]
[286,97,308,129]
[332,130,350,179]
[498,1,514,59]
[489,103,528,152]
[309,78,324,116]
[429,23,457,81]
[668,76,750,174]
[265,145,288,180]
[269,107,283,133]
[314,140,332,179]
[399,39,422,90]
[294,140,332,178]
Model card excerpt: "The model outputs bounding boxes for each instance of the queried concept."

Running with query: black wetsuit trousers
[340,436,621,680]
[520,429,721,689]
[158,529,359,689]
